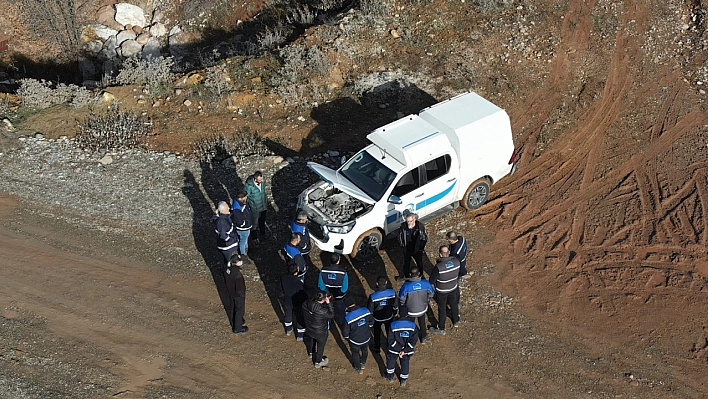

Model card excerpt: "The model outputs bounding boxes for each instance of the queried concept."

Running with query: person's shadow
[182,169,234,329]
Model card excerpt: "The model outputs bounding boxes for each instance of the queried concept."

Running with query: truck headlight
[327,221,356,234]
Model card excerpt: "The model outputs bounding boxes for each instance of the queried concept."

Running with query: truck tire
[462,178,491,210]
[350,229,383,261]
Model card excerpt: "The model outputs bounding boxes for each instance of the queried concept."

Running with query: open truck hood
[307,162,375,204]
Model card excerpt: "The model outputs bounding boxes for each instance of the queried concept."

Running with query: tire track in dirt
[474,1,708,374]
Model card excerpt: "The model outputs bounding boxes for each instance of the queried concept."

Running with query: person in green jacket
[243,170,268,240]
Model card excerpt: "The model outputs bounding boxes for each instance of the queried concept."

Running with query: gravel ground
[0,132,347,271]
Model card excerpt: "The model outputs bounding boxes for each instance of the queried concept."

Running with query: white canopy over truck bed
[418,91,515,187]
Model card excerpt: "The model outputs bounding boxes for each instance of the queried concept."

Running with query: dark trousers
[372,319,391,350]
[283,303,305,338]
[251,210,267,238]
[230,296,246,333]
[304,333,328,364]
[349,342,369,368]
[435,288,460,330]
[402,249,424,277]
[386,352,411,381]
[400,306,427,342]
[459,262,468,277]
[333,298,346,328]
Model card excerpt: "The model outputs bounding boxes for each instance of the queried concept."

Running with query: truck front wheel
[462,178,491,210]
[350,229,383,261]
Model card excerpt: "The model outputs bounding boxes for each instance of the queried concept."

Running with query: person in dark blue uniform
[446,231,469,278]
[385,318,418,386]
[213,201,239,268]
[283,233,307,283]
[343,300,374,374]
[290,210,313,264]
[281,263,308,340]
[367,276,397,352]
[318,252,349,328]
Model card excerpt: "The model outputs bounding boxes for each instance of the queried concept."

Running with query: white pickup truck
[297,92,518,260]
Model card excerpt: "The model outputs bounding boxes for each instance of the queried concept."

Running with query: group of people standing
[212,170,470,387]
[212,171,269,335]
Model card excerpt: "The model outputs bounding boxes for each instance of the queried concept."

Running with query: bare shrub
[0,96,10,115]
[279,44,331,83]
[279,44,308,82]
[192,129,269,162]
[76,108,150,152]
[115,56,175,92]
[70,86,101,109]
[286,5,317,25]
[359,0,391,18]
[19,0,83,61]
[259,25,288,50]
[203,66,232,97]
[18,79,98,109]
[274,81,331,110]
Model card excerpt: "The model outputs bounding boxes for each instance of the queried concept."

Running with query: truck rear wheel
[350,229,383,261]
[462,178,491,210]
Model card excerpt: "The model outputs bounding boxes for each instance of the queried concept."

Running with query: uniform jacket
[343,307,374,346]
[223,265,246,300]
[449,235,467,272]
[243,175,268,212]
[283,242,307,280]
[290,219,312,254]
[398,220,428,254]
[231,200,253,231]
[388,319,418,356]
[430,256,461,293]
[399,277,434,317]
[317,263,348,299]
[281,273,308,309]
[212,213,239,251]
[303,299,334,339]
[368,287,398,322]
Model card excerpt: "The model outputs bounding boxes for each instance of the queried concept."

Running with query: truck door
[418,154,458,214]
[385,167,422,234]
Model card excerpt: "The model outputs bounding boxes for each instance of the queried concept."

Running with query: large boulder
[114,3,147,28]
[142,37,161,60]
[96,5,122,30]
[148,22,167,37]
[100,35,118,60]
[115,29,137,45]
[83,24,119,41]
[119,39,143,58]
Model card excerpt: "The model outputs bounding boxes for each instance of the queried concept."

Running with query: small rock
[390,29,401,38]
[131,25,143,35]
[700,89,706,95]
[135,32,151,45]
[297,116,306,121]
[99,154,114,165]
[137,99,146,105]
[327,150,339,157]
[101,91,116,104]
[2,118,14,131]
[174,88,183,96]
[34,133,44,139]
[183,99,192,107]
[286,157,295,163]
[152,100,162,107]
[250,76,262,83]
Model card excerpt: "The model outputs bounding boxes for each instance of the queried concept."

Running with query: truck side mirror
[388,195,402,205]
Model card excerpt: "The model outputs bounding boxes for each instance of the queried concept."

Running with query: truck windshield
[339,151,395,201]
